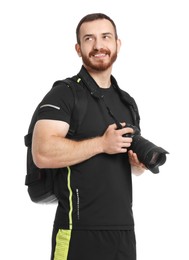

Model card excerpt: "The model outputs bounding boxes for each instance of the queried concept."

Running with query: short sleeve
[36,81,75,124]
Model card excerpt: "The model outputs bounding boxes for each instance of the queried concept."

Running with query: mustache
[89,48,110,57]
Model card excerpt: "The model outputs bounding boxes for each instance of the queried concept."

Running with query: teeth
[94,53,106,57]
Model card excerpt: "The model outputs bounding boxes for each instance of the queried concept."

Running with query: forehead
[79,19,115,37]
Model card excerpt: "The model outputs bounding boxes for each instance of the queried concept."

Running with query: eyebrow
[83,34,93,39]
[102,32,113,36]
[83,32,113,39]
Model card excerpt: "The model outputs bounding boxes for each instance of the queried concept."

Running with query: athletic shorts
[51,227,136,260]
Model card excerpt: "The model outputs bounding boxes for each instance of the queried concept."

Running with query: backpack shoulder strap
[50,76,88,137]
[61,76,88,137]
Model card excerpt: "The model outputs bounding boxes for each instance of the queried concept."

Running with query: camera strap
[98,96,123,129]
[77,66,138,130]
[77,71,122,129]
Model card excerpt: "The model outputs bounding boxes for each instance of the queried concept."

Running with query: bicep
[32,119,69,144]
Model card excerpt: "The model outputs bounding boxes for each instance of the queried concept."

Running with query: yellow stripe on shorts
[54,229,71,260]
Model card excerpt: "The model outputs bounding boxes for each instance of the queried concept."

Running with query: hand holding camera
[122,123,169,173]
[102,123,134,154]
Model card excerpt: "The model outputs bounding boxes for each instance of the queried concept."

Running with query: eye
[102,33,112,40]
[84,35,94,41]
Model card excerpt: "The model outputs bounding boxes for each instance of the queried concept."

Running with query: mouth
[89,49,110,58]
[93,53,107,58]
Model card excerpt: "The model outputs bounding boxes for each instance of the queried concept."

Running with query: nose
[93,37,104,51]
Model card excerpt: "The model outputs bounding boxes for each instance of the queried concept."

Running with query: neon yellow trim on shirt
[53,167,73,260]
[67,166,73,229]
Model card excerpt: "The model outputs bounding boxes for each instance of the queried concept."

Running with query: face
[75,19,121,72]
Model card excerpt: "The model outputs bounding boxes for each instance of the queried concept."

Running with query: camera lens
[145,148,168,173]
[122,124,169,173]
[131,135,169,173]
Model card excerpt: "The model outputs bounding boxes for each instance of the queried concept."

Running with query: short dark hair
[76,13,118,44]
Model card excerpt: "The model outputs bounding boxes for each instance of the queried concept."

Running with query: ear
[75,43,82,57]
[116,39,121,53]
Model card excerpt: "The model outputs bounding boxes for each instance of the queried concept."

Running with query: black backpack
[24,77,87,203]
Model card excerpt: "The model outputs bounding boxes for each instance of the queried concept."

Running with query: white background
[1,0,189,259]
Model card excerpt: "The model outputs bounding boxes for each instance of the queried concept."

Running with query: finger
[132,153,140,163]
[115,122,126,130]
[120,122,126,127]
[128,150,134,156]
[128,150,135,159]
[122,128,134,137]
[122,137,133,143]
[110,123,117,129]
[133,154,146,168]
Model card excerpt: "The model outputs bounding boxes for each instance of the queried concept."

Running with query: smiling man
[75,17,120,73]
[31,13,146,260]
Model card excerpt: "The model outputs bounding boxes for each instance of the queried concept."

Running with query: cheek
[78,47,88,58]
[80,42,93,54]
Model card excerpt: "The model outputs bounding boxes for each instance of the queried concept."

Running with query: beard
[81,48,118,71]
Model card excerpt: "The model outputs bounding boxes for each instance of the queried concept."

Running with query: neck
[83,65,112,88]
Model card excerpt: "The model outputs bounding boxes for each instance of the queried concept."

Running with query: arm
[32,120,134,169]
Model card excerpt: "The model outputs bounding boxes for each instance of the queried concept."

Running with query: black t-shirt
[37,71,135,230]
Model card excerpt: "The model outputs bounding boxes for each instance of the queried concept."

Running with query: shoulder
[42,79,75,102]
[52,77,85,96]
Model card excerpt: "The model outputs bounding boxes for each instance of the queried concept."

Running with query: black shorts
[51,228,136,260]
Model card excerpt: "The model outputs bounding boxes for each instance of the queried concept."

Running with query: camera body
[123,124,169,173]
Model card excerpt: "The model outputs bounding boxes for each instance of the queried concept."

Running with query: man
[32,13,146,260]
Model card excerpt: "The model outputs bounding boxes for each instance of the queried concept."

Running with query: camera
[124,124,169,173]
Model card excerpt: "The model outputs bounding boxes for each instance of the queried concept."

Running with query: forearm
[32,135,104,169]
[32,121,134,169]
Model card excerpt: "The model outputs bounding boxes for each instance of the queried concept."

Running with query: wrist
[95,136,105,154]
[131,165,146,176]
